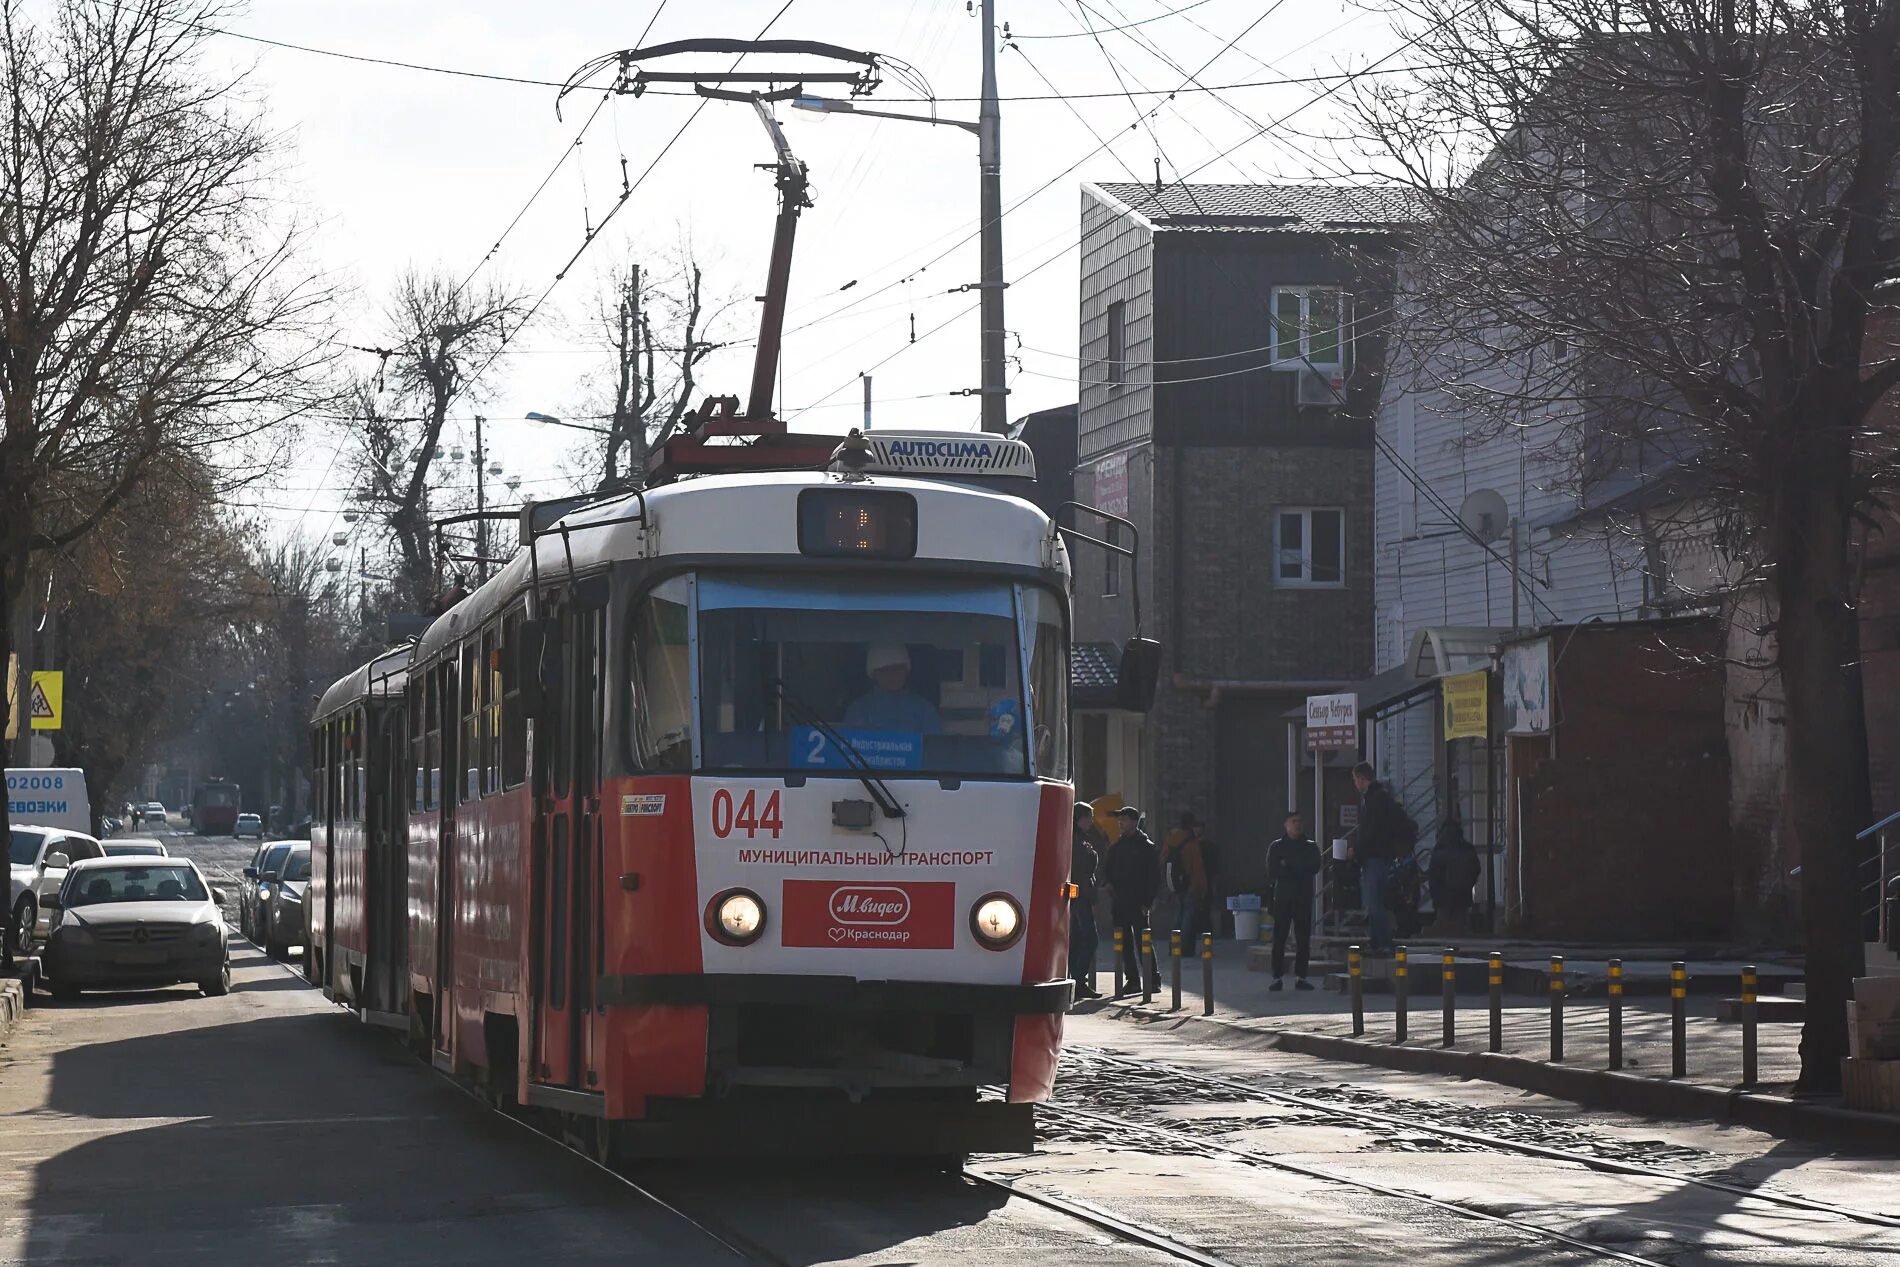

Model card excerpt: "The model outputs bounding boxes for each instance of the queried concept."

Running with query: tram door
[433,658,459,1056]
[532,599,604,1089]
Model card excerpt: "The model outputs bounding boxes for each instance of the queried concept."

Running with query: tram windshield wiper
[768,677,906,820]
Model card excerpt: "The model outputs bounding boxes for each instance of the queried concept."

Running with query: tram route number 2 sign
[781,880,956,950]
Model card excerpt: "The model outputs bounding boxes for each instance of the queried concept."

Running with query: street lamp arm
[792,96,979,133]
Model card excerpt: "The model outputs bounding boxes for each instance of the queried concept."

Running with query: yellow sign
[30,670,62,731]
[4,655,14,741]
[1442,670,1489,740]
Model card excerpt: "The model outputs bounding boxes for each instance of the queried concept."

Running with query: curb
[1084,1001,1900,1153]
[0,977,23,1045]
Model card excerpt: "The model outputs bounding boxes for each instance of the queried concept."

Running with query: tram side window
[409,679,425,811]
[1023,587,1071,780]
[353,706,368,820]
[501,608,527,788]
[424,666,442,811]
[629,578,693,771]
[461,640,480,802]
[483,625,503,795]
[312,727,325,820]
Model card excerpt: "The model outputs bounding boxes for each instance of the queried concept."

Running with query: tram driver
[843,642,944,735]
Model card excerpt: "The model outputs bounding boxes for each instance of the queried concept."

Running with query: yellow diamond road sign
[29,670,62,731]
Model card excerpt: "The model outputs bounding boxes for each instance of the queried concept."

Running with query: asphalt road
[1,830,1894,1266]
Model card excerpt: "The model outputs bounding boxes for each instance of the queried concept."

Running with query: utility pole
[473,414,488,583]
[978,0,1008,433]
[862,373,873,430]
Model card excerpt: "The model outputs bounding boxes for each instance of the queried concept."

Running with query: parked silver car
[42,857,230,999]
[261,845,310,960]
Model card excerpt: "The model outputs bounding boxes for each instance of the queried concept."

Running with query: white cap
[866,642,911,672]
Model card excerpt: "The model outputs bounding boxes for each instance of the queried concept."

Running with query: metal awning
[1279,627,1504,722]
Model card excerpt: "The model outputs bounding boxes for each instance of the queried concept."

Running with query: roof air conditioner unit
[1297,368,1346,408]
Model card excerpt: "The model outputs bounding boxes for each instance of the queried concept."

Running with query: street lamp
[789,0,1008,434]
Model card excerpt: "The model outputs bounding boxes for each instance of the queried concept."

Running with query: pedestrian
[1349,761,1415,955]
[1160,811,1212,945]
[1070,803,1105,999]
[1427,812,1482,932]
[1103,805,1160,997]
[1266,811,1321,990]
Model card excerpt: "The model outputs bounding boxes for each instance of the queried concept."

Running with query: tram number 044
[710,789,784,839]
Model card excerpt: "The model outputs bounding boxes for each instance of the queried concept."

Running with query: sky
[206,0,1401,560]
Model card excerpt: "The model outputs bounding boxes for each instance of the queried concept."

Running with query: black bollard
[1200,933,1214,1015]
[1671,961,1688,1078]
[1170,930,1183,1012]
[1394,946,1410,1043]
[1549,954,1565,1062]
[1349,944,1365,1037]
[1608,958,1624,1071]
[1741,964,1758,1087]
[1113,927,1125,997]
[1141,928,1154,1004]
[1488,952,1503,1052]
[1442,947,1457,1047]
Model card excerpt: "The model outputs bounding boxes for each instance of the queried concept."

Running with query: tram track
[1067,1045,1900,1231]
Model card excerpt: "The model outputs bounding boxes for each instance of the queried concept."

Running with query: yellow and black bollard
[1394,946,1410,1043]
[1607,958,1624,1070]
[1141,928,1155,1004]
[1670,961,1688,1078]
[1349,944,1365,1036]
[1549,955,1566,1062]
[1200,933,1214,1015]
[1113,927,1125,997]
[1170,929,1183,1012]
[1741,964,1758,1087]
[1442,947,1458,1047]
[1488,952,1504,1052]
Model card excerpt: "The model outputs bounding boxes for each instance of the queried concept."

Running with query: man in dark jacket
[1103,805,1160,996]
[1350,762,1408,954]
[1266,811,1322,989]
[1070,804,1106,998]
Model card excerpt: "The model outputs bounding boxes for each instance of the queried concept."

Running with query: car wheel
[7,897,35,961]
[50,980,80,1003]
[201,961,231,997]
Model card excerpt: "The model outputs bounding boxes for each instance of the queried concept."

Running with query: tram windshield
[680,574,1051,779]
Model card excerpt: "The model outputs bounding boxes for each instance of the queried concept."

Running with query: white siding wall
[1372,324,1652,671]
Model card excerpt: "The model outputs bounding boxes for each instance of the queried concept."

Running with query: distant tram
[192,778,241,836]
[307,429,1142,1161]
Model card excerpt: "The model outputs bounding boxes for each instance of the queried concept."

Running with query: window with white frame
[1269,286,1350,371]
[1275,508,1345,587]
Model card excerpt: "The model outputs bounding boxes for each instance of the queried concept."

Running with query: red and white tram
[311,432,1086,1158]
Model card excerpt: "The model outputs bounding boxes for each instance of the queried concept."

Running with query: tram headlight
[706,888,767,946]
[969,893,1023,950]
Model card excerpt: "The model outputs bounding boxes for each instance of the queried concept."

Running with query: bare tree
[0,0,329,781]
[1349,0,1900,1088]
[583,247,728,491]
[346,269,526,608]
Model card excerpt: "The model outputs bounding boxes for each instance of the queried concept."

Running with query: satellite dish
[1458,488,1511,544]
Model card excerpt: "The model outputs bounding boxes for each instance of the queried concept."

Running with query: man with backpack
[1160,811,1212,947]
[1350,762,1416,955]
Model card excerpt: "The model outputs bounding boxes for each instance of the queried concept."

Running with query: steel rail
[1038,1101,1674,1267]
[1070,1046,1900,1231]
[961,1168,1243,1266]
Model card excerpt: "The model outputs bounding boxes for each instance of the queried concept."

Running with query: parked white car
[8,825,105,956]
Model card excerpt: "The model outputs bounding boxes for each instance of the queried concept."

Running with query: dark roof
[1072,641,1122,709]
[1092,183,1425,234]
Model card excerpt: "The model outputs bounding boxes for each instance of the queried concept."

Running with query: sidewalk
[1077,938,1900,1151]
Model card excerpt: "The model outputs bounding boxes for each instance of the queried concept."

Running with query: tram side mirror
[573,574,610,612]
[1117,637,1162,712]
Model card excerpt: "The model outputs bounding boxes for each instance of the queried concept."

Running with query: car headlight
[57,921,94,945]
[970,893,1024,950]
[704,889,766,946]
[194,923,220,943]
[257,883,272,901]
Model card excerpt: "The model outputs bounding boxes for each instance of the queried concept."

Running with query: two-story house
[1070,182,1418,877]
